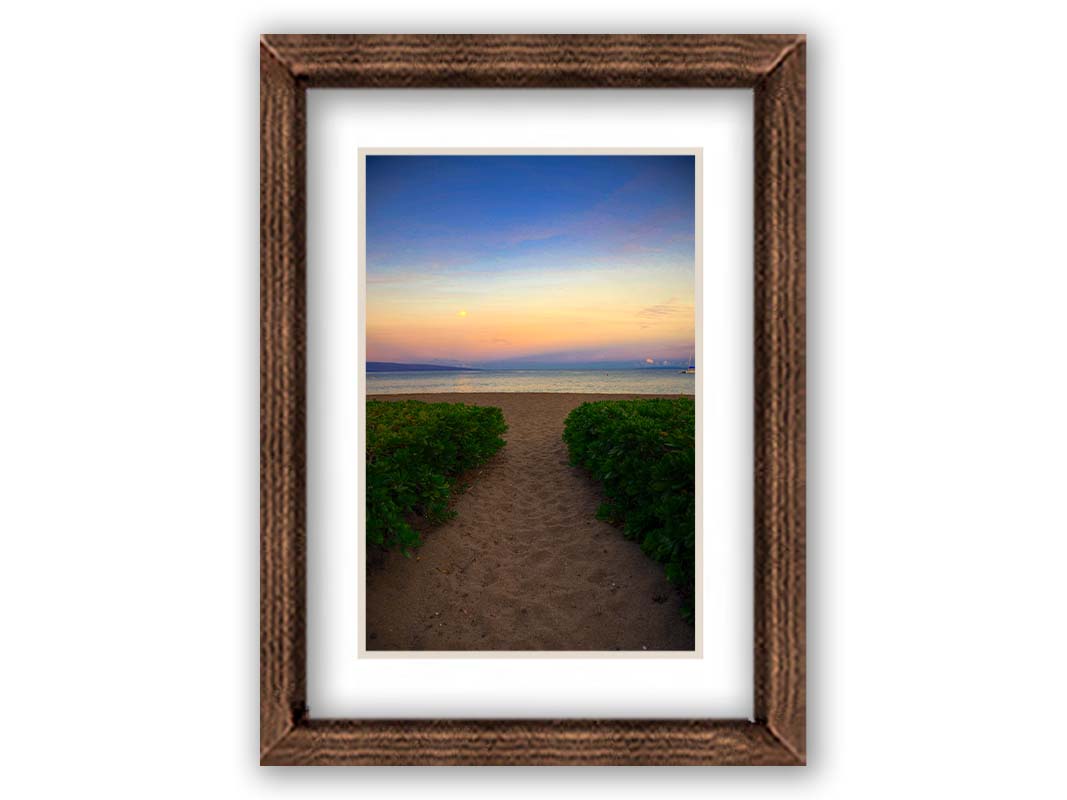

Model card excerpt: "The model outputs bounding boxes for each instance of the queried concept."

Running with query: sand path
[365,392,695,652]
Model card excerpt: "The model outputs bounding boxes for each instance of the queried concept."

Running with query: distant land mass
[367,361,480,372]
[367,360,693,372]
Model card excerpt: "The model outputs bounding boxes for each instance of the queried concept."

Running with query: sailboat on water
[679,350,695,374]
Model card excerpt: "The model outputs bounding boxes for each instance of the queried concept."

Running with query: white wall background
[1,0,1065,796]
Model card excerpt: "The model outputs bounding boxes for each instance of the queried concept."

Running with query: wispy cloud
[634,298,694,331]
[637,298,684,318]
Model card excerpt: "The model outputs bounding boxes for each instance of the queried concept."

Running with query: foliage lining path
[365,392,695,651]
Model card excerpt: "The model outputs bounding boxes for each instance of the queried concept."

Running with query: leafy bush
[366,400,507,554]
[563,398,695,609]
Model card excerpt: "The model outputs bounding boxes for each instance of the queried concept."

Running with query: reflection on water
[366,369,695,395]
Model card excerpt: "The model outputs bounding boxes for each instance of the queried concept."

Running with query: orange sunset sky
[366,155,695,369]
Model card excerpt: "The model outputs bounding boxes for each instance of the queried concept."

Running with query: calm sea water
[366,369,695,395]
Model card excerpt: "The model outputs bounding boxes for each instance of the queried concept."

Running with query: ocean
[366,369,696,395]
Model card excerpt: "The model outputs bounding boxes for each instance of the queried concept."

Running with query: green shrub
[366,400,507,554]
[563,398,695,610]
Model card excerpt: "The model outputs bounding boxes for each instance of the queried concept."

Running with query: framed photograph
[261,34,805,765]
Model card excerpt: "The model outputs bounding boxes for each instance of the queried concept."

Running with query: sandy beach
[365,392,695,651]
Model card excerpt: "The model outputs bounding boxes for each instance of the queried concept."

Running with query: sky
[365,155,695,369]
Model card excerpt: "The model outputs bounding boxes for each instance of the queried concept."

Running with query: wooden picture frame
[261,34,805,766]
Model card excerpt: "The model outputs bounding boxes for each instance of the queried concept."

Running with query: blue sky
[365,155,696,368]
